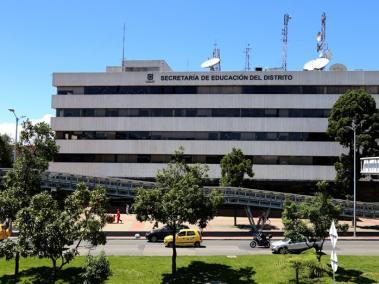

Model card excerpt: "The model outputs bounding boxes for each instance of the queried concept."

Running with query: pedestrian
[125,204,129,214]
[116,208,122,224]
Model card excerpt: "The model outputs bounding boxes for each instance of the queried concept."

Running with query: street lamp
[345,120,358,237]
[8,109,25,167]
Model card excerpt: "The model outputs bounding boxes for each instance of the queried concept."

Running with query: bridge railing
[1,168,378,218]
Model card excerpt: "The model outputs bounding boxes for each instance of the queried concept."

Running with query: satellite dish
[316,32,322,42]
[329,63,347,71]
[303,57,330,71]
[201,57,220,69]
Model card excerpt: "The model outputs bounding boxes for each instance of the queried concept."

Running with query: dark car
[146,225,190,242]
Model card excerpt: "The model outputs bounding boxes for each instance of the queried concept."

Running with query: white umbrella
[329,220,338,248]
[330,249,338,273]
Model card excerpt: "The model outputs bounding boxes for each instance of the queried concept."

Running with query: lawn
[0,255,378,283]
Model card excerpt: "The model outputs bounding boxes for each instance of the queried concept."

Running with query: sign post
[329,220,338,283]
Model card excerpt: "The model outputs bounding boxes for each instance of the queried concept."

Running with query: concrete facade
[50,60,379,185]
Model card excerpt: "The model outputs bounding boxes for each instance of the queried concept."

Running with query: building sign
[361,157,379,175]
[159,73,293,82]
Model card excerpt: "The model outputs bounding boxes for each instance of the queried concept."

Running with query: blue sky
[1,0,378,130]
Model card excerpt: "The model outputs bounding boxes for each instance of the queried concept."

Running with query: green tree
[133,147,223,275]
[220,148,254,187]
[282,199,310,243]
[282,181,341,262]
[302,181,341,261]
[0,120,59,275]
[16,183,108,281]
[327,89,379,195]
[0,134,13,168]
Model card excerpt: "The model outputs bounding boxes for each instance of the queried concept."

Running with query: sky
[1,0,379,137]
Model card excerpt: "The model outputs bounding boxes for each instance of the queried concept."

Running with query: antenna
[317,12,327,55]
[244,44,252,71]
[122,23,126,70]
[212,43,221,71]
[281,13,291,71]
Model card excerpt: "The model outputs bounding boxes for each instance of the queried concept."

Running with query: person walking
[116,208,122,224]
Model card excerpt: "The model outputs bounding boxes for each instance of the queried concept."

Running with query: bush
[105,214,115,224]
[83,251,112,284]
[337,223,349,236]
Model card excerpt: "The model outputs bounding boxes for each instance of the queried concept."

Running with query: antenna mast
[212,43,221,71]
[281,13,291,71]
[122,23,126,70]
[317,12,327,55]
[244,44,252,71]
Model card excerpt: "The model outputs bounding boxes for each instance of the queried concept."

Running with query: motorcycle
[249,232,272,248]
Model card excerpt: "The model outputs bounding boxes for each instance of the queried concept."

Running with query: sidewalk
[104,214,379,239]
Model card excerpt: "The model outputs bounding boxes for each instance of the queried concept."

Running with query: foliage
[220,148,254,187]
[0,134,13,168]
[0,121,59,276]
[16,183,108,280]
[327,89,379,194]
[337,223,349,236]
[277,251,327,284]
[133,147,224,274]
[4,120,59,198]
[282,181,341,261]
[82,251,112,284]
[0,238,17,260]
[282,200,310,242]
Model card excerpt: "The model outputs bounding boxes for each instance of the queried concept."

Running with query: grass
[0,255,378,283]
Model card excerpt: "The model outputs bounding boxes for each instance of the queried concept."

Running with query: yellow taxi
[164,229,202,247]
[0,224,11,241]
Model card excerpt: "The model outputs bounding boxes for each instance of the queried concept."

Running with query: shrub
[337,223,349,236]
[83,251,112,284]
[105,214,115,224]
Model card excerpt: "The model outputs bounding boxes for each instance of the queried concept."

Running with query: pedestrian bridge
[1,169,378,219]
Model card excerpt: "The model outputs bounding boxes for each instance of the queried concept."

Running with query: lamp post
[352,121,357,238]
[8,109,25,167]
[345,120,357,237]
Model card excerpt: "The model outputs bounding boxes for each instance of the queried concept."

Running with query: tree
[16,183,108,281]
[327,89,379,195]
[282,181,341,262]
[220,148,254,187]
[0,134,13,168]
[282,199,310,242]
[0,120,59,275]
[133,147,223,275]
[301,181,341,261]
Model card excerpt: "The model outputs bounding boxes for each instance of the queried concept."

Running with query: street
[78,239,379,256]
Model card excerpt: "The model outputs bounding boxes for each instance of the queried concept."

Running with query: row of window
[54,154,337,165]
[56,108,330,118]
[56,131,333,142]
[57,85,378,95]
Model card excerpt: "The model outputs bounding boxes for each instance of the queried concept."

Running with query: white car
[271,238,323,254]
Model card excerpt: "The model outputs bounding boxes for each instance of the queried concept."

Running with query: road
[78,239,379,256]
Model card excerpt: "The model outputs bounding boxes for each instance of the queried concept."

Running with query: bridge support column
[234,208,237,226]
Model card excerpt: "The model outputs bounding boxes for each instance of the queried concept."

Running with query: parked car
[0,224,11,241]
[164,229,202,247]
[145,225,189,242]
[271,238,323,254]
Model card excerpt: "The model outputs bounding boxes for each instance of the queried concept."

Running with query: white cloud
[0,114,53,141]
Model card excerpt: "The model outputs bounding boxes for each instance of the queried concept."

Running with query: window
[187,231,196,236]
[178,231,186,237]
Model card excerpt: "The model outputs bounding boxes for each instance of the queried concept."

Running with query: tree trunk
[14,252,19,276]
[295,268,299,284]
[317,238,325,263]
[51,257,57,283]
[171,224,177,275]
